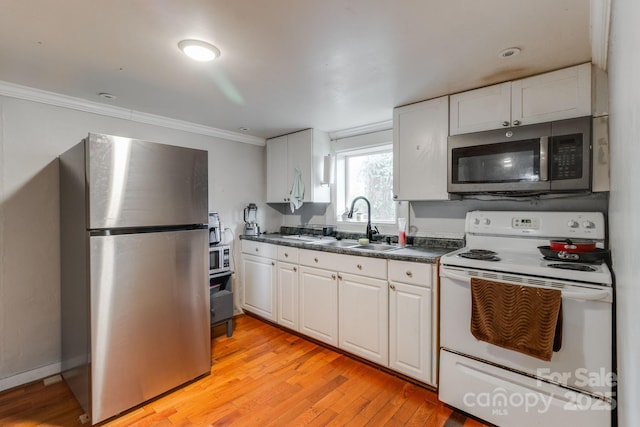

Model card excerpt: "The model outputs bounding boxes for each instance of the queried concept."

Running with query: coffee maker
[243,203,260,236]
[208,212,222,245]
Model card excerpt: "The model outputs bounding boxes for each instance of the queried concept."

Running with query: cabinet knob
[337,274,343,280]
[271,261,275,266]
[513,120,521,126]
[293,267,297,272]
[393,195,398,200]
[284,253,289,257]
[416,145,421,151]
[255,248,259,252]
[405,271,413,277]
[331,274,336,280]
[390,284,396,291]
[502,121,509,127]
[357,264,362,270]
[314,257,319,263]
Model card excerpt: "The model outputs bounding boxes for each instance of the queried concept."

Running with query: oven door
[439,265,613,395]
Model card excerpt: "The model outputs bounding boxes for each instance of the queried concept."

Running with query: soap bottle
[398,217,407,247]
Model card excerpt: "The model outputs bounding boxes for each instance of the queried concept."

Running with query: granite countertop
[240,233,462,263]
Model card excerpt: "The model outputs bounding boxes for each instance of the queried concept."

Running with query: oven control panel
[512,217,540,230]
[466,211,605,240]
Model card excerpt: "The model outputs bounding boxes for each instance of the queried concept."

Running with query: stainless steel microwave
[210,244,230,275]
[447,116,592,195]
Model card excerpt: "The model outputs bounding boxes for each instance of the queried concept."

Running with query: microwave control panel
[552,134,583,180]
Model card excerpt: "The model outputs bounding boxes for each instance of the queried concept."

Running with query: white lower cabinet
[277,261,299,330]
[298,265,338,346]
[241,242,439,386]
[388,260,435,385]
[338,272,389,365]
[241,241,277,322]
[276,246,299,330]
[241,254,277,321]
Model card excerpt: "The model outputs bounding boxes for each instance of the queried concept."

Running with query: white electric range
[439,211,614,427]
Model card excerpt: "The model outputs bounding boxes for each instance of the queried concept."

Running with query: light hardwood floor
[0,315,489,426]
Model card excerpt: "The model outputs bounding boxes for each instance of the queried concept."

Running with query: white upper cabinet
[266,129,330,204]
[392,95,449,201]
[449,83,511,135]
[450,63,592,135]
[511,63,592,125]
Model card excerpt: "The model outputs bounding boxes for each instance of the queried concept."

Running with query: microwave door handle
[539,136,549,181]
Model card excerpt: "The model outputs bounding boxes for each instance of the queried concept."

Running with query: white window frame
[335,144,395,225]
[331,129,409,235]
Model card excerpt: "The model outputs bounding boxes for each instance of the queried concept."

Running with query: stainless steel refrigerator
[60,133,210,424]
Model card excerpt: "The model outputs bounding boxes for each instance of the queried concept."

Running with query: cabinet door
[299,266,338,346]
[266,135,289,203]
[277,262,299,331]
[511,63,591,126]
[286,130,313,203]
[449,82,511,135]
[338,273,389,365]
[241,254,277,321]
[393,96,450,200]
[389,281,432,384]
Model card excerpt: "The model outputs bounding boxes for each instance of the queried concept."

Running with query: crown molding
[329,119,392,140]
[0,81,266,146]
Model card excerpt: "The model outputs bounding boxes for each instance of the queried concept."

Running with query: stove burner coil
[547,263,598,272]
[458,249,501,261]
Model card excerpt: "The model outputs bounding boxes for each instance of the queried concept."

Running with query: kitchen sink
[352,243,398,252]
[310,239,359,248]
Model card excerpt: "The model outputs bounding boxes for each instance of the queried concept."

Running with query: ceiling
[0,0,592,141]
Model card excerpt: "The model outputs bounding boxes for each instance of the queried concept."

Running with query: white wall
[0,94,280,391]
[608,0,640,425]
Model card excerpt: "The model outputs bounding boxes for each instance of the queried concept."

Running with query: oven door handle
[441,268,612,302]
[561,289,611,301]
[440,269,471,283]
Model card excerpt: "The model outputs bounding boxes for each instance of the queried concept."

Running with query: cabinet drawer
[299,249,339,269]
[278,246,299,263]
[388,260,432,287]
[241,240,277,258]
[335,254,387,279]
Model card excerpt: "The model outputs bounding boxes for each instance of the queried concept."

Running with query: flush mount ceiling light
[498,47,521,59]
[178,39,221,62]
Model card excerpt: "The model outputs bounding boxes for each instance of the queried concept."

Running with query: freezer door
[89,229,210,423]
[87,133,208,229]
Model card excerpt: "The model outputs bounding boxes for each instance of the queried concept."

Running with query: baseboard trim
[0,362,61,392]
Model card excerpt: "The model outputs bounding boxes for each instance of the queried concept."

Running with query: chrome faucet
[347,196,376,241]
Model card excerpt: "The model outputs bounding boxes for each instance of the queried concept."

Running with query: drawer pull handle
[357,264,362,270]
[331,274,336,280]
[390,284,396,290]
[406,271,413,277]
[314,257,319,263]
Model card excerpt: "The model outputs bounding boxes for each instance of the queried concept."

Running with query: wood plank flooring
[0,315,490,426]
